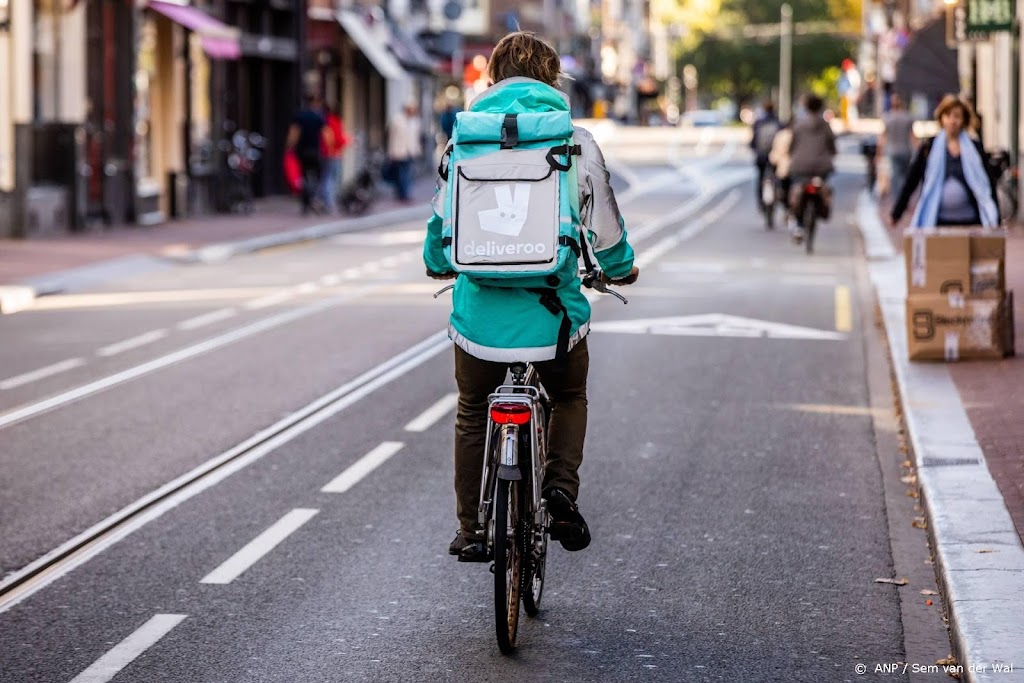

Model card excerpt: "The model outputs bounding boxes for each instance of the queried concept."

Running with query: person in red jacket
[320,104,350,213]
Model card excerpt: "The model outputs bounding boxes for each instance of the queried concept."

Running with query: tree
[670,0,860,115]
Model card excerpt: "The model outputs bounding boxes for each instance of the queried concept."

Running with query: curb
[857,191,1024,681]
[0,203,430,315]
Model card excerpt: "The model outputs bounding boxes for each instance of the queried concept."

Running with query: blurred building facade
[0,0,670,239]
[0,0,442,239]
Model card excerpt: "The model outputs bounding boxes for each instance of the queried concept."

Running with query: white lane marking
[0,286,380,431]
[634,190,742,268]
[296,281,319,294]
[176,308,238,331]
[69,614,187,683]
[96,330,169,358]
[0,358,86,390]
[321,441,405,493]
[404,393,458,432]
[200,508,318,585]
[0,330,448,613]
[244,291,294,310]
[320,274,341,286]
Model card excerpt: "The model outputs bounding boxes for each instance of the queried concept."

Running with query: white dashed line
[321,441,405,494]
[320,274,341,286]
[97,330,169,357]
[296,281,320,294]
[404,393,458,432]
[0,358,86,390]
[69,614,187,683]
[244,291,294,310]
[176,308,238,331]
[200,508,319,585]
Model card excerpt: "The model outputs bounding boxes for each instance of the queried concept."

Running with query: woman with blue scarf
[890,95,999,229]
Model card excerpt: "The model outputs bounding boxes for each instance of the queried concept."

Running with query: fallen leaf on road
[921,589,938,595]
[900,475,918,485]
[875,577,909,585]
[926,599,933,606]
[937,655,958,666]
[912,517,927,529]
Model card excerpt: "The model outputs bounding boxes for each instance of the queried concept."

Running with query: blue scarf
[911,131,999,228]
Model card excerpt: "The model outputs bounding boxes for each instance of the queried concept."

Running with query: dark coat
[890,136,998,223]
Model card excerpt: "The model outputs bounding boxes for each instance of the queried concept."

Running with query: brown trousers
[453,338,590,532]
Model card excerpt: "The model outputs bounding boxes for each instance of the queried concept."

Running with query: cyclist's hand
[427,269,457,281]
[601,266,639,286]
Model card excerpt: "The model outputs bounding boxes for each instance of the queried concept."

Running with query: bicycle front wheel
[494,477,523,654]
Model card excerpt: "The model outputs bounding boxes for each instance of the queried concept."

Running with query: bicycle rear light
[490,403,532,425]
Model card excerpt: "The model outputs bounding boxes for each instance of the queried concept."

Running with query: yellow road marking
[835,285,852,332]
[782,403,887,418]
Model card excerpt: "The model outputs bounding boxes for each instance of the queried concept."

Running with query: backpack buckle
[500,114,519,149]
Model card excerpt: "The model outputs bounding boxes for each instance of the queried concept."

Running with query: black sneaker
[544,488,592,551]
[448,529,490,563]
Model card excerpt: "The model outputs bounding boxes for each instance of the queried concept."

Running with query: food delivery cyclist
[423,31,640,562]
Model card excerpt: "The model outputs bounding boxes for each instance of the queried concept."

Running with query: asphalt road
[0,126,952,682]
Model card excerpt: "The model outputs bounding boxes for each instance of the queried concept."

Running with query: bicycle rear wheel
[494,477,523,654]
[803,202,817,254]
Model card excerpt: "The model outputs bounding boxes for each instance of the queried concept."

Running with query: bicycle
[758,164,779,230]
[433,267,627,653]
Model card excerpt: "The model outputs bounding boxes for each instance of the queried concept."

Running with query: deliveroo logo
[478,184,530,236]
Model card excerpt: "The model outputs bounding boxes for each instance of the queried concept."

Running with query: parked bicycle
[433,268,627,654]
[339,152,384,216]
[990,149,1019,224]
[222,129,264,214]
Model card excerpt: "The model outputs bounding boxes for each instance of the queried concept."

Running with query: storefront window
[135,16,157,189]
[189,33,214,172]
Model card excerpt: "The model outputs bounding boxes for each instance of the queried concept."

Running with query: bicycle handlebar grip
[604,272,638,286]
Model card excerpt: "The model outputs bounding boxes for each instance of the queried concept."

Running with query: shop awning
[149,1,241,61]
[894,17,958,106]
[389,24,437,75]
[336,10,405,81]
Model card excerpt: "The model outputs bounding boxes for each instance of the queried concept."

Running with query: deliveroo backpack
[439,107,583,288]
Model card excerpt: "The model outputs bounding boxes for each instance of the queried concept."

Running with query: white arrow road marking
[69,614,187,683]
[200,508,319,585]
[590,314,847,341]
[404,393,459,432]
[321,441,405,494]
[0,358,86,390]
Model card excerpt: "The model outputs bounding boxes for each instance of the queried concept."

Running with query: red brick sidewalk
[879,199,1024,545]
[0,179,436,286]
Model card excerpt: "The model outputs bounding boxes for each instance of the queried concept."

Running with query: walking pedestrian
[387,101,423,202]
[286,94,333,215]
[320,103,350,214]
[878,94,915,200]
[890,95,999,229]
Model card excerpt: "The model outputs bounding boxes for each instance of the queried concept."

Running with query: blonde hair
[487,31,561,87]
[934,94,976,129]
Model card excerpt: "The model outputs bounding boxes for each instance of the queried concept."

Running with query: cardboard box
[906,294,1004,361]
[1003,290,1016,358]
[904,232,971,295]
[904,229,1008,296]
[971,259,1004,297]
